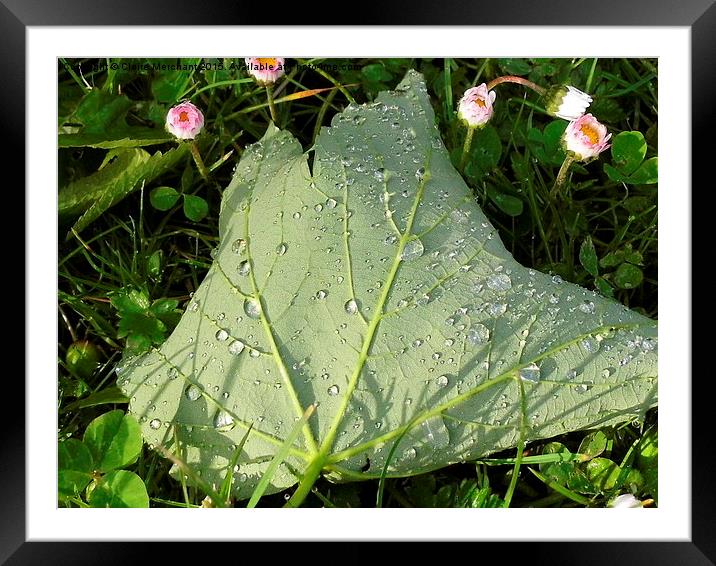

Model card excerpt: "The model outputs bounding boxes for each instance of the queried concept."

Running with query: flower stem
[190,141,210,183]
[460,126,476,172]
[486,75,546,96]
[553,154,576,195]
[266,85,279,124]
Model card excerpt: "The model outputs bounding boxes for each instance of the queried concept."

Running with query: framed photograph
[12,0,707,561]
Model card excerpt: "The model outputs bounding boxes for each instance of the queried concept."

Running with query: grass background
[58,57,658,508]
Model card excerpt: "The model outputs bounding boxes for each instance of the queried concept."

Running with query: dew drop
[581,337,600,353]
[232,238,247,255]
[237,260,251,276]
[436,375,449,387]
[575,382,592,394]
[466,323,490,346]
[276,242,288,256]
[579,300,596,314]
[519,363,541,383]
[244,298,261,319]
[487,273,512,292]
[215,329,229,342]
[400,238,424,261]
[316,289,329,300]
[168,367,179,380]
[326,198,338,209]
[213,410,236,432]
[327,384,340,396]
[185,385,201,401]
[488,302,507,317]
[149,418,161,430]
[344,299,358,315]
[228,340,245,356]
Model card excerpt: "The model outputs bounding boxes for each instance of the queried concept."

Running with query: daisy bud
[457,84,496,128]
[563,113,611,161]
[609,494,643,508]
[545,84,593,121]
[245,57,286,86]
[165,101,204,140]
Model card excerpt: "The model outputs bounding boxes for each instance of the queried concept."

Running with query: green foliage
[59,411,148,507]
[88,470,150,508]
[59,144,189,235]
[182,194,209,222]
[604,131,658,184]
[65,340,101,379]
[83,409,143,471]
[59,89,172,148]
[58,438,94,498]
[118,72,656,503]
[528,120,567,166]
[110,287,181,352]
[149,186,181,211]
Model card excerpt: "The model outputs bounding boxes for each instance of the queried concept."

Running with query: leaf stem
[266,85,279,124]
[460,126,476,172]
[553,154,576,195]
[190,141,210,183]
[486,75,546,95]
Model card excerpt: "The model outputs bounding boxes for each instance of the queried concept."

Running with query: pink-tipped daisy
[245,57,286,86]
[165,101,204,140]
[563,113,611,161]
[457,84,496,128]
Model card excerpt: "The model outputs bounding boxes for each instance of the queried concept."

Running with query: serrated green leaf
[151,60,200,104]
[150,186,181,211]
[595,277,615,298]
[150,298,180,316]
[579,236,599,277]
[498,58,531,76]
[610,131,647,176]
[613,263,643,289]
[58,438,94,499]
[59,89,172,149]
[59,144,189,235]
[118,71,657,502]
[599,250,625,269]
[83,410,143,472]
[183,194,209,222]
[361,63,393,83]
[88,470,149,508]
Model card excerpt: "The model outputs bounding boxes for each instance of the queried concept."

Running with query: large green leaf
[118,71,657,502]
[59,89,172,148]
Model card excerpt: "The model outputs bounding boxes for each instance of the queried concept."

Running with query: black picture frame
[12,0,708,562]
